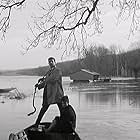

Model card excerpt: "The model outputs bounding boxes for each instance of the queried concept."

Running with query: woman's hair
[61,96,69,103]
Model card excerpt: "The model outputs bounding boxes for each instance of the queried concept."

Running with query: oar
[27,86,37,116]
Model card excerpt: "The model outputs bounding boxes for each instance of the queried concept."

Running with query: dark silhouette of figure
[44,95,76,133]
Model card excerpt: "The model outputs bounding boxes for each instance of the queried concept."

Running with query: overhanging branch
[0,0,25,37]
[26,0,100,53]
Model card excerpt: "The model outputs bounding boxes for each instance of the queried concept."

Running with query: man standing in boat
[34,57,64,128]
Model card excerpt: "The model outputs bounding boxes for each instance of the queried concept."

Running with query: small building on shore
[70,69,100,82]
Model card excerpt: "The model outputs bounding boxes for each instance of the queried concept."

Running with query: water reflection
[0,76,140,140]
[69,80,140,109]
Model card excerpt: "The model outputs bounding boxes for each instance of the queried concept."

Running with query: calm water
[1,76,140,140]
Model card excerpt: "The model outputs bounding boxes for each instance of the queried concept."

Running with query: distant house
[70,69,100,82]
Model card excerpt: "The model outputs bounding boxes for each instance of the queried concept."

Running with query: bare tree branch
[0,0,25,38]
[0,0,140,57]
[110,0,140,37]
[25,0,101,57]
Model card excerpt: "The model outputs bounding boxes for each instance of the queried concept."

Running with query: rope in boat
[27,87,37,116]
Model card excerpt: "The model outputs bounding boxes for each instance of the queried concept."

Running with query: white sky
[0,0,140,70]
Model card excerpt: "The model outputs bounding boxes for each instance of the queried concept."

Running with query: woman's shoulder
[67,105,75,111]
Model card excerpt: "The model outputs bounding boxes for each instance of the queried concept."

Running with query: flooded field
[0,76,140,140]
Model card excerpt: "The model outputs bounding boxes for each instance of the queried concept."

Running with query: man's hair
[61,95,69,103]
[48,57,55,62]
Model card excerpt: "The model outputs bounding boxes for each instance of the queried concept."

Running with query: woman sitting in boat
[44,95,76,133]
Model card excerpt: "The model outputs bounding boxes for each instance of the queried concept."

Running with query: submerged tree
[0,0,140,55]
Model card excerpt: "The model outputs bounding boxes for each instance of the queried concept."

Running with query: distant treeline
[82,44,140,78]
[7,60,84,77]
[1,44,140,78]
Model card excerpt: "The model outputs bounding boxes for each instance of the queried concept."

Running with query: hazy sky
[0,0,139,70]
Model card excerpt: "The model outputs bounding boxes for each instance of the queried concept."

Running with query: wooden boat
[9,122,81,140]
[0,87,16,93]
